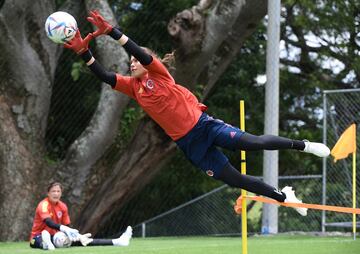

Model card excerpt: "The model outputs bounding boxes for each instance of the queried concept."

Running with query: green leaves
[71,61,84,81]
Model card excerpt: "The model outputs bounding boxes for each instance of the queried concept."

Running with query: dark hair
[141,47,176,72]
[47,182,63,192]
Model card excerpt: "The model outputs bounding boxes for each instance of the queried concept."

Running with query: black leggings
[235,133,305,151]
[217,163,286,202]
[71,239,114,246]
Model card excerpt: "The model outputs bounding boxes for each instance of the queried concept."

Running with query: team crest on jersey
[206,170,214,177]
[230,131,236,138]
[57,211,63,218]
[146,79,154,89]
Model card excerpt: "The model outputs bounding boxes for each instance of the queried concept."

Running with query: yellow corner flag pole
[331,123,357,240]
[353,124,357,240]
[240,100,248,254]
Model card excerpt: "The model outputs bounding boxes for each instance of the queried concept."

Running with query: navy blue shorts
[176,113,245,178]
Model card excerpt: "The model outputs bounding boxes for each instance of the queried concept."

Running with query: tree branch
[59,0,131,212]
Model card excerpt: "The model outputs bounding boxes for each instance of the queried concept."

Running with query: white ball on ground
[53,231,72,248]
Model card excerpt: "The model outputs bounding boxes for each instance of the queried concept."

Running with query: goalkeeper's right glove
[64,30,93,55]
[59,225,80,242]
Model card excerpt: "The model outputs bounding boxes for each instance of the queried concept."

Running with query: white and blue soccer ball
[45,11,77,44]
[53,231,72,248]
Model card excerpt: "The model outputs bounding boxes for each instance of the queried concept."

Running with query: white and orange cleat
[282,186,307,216]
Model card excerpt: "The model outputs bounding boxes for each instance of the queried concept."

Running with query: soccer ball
[45,11,77,44]
[53,231,72,248]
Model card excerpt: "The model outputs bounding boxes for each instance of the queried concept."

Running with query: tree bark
[0,0,83,241]
[168,0,267,95]
[76,118,176,233]
[0,0,58,240]
[0,96,40,240]
[56,0,131,213]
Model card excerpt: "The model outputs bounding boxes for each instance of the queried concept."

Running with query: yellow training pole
[353,124,357,240]
[240,100,248,254]
[353,150,357,240]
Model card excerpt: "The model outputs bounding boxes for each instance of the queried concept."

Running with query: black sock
[88,239,113,246]
[292,140,305,150]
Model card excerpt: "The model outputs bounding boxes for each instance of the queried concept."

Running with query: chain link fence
[124,89,360,238]
[322,89,360,231]
[132,175,323,237]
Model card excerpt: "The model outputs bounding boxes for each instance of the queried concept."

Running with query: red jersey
[30,198,70,239]
[114,57,207,140]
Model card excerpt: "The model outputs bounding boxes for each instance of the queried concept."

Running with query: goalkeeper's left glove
[87,10,123,40]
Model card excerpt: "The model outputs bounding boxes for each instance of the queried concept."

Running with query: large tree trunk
[71,0,267,234]
[0,0,267,240]
[0,96,40,241]
[56,0,131,212]
[76,118,176,232]
[0,0,83,241]
[0,0,58,240]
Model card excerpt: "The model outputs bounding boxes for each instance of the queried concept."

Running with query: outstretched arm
[81,51,117,87]
[87,10,153,65]
[64,30,117,87]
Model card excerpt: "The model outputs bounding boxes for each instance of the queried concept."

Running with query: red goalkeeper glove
[87,10,123,40]
[87,10,113,37]
[64,30,93,55]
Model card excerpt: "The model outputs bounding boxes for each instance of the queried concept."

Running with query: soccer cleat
[303,140,330,157]
[281,186,307,216]
[41,230,55,250]
[112,226,133,246]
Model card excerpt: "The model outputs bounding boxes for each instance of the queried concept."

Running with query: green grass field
[1,235,359,254]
